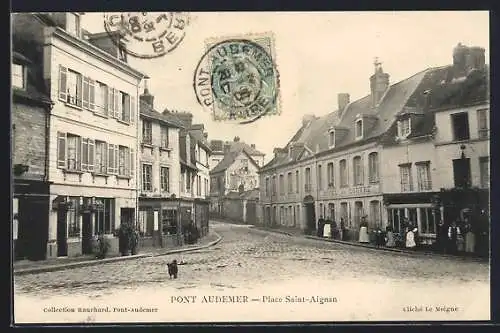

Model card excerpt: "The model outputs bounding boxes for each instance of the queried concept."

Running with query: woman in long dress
[464,219,476,254]
[358,217,370,243]
[406,228,417,249]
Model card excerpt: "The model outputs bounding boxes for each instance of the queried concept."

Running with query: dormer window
[66,13,81,37]
[328,129,335,148]
[355,119,363,139]
[12,63,26,89]
[397,117,411,139]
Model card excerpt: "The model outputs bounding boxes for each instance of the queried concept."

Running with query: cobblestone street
[14,221,490,323]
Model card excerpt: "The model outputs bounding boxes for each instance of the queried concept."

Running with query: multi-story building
[381,43,489,246]
[209,138,263,214]
[209,138,265,170]
[12,13,146,258]
[12,51,54,261]
[137,85,184,247]
[260,57,453,238]
[162,110,212,237]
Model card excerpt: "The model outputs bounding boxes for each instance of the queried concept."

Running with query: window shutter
[76,75,83,107]
[57,132,67,168]
[58,66,68,102]
[76,136,82,170]
[114,89,120,119]
[130,148,135,178]
[103,142,108,174]
[81,138,88,171]
[82,76,90,109]
[130,96,135,124]
[108,87,115,117]
[108,144,114,174]
[89,79,96,111]
[88,139,95,172]
[124,147,130,176]
[114,145,119,174]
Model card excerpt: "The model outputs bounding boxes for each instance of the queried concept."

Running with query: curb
[14,232,222,276]
[251,226,487,262]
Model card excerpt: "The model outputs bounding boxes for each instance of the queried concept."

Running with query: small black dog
[167,260,178,279]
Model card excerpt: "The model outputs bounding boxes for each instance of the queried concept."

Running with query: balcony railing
[417,180,433,191]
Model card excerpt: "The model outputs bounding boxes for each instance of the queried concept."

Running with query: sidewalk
[251,225,488,262]
[13,232,222,276]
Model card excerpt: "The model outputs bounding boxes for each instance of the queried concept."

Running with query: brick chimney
[337,93,350,117]
[173,111,193,128]
[453,43,486,77]
[139,79,154,108]
[370,57,390,107]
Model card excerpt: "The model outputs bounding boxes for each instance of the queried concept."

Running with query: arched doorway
[303,195,316,233]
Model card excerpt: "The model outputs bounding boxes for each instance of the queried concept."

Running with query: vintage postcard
[11,11,490,324]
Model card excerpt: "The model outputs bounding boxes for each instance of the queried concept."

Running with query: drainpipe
[44,101,54,183]
[315,157,320,231]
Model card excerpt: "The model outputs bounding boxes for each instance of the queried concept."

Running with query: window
[186,171,191,191]
[94,82,108,116]
[388,208,405,233]
[67,197,80,238]
[279,174,284,195]
[355,119,363,139]
[116,91,131,122]
[354,201,363,226]
[353,156,364,186]
[295,170,300,193]
[305,167,311,192]
[118,146,130,176]
[241,159,249,168]
[319,203,324,219]
[340,202,348,226]
[162,209,178,235]
[272,175,276,195]
[142,164,152,191]
[66,13,80,36]
[453,158,471,188]
[329,130,335,147]
[416,161,432,191]
[368,152,379,183]
[326,163,334,188]
[95,198,114,235]
[451,112,470,141]
[81,138,95,172]
[161,125,169,148]
[328,203,335,220]
[82,77,95,111]
[479,156,489,188]
[369,200,381,227]
[420,207,437,234]
[317,165,323,190]
[399,164,413,192]
[477,109,489,139]
[265,177,270,196]
[67,134,81,171]
[12,63,25,89]
[107,144,119,174]
[397,118,411,138]
[142,120,152,144]
[287,172,293,193]
[197,175,202,195]
[339,159,347,187]
[66,69,83,107]
[94,141,107,174]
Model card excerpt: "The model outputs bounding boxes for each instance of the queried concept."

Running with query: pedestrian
[340,218,345,241]
[375,227,384,248]
[130,228,139,255]
[456,221,465,253]
[405,227,417,249]
[358,216,370,243]
[436,219,448,253]
[385,226,395,247]
[447,220,461,255]
[463,218,476,254]
[317,217,325,237]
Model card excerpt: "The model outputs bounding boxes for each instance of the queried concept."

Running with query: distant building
[209,137,265,170]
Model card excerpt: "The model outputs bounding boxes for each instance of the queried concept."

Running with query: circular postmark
[193,39,279,124]
[103,12,189,59]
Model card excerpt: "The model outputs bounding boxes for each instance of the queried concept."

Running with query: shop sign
[337,184,380,197]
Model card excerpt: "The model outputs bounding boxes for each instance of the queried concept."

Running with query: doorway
[81,213,93,254]
[56,208,68,257]
[453,158,471,188]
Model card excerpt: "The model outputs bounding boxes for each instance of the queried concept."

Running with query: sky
[82,11,489,162]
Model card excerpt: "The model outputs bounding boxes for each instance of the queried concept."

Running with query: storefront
[138,197,183,248]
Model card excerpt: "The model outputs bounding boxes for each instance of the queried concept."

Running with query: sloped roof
[139,100,183,128]
[210,148,259,174]
[12,52,52,106]
[189,129,212,153]
[211,140,265,156]
[261,66,443,172]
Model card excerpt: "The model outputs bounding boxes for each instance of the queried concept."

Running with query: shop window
[420,207,437,234]
[162,209,178,235]
[67,197,80,238]
[95,198,114,235]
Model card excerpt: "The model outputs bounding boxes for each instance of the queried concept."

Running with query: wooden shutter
[114,89,120,119]
[108,144,115,174]
[82,77,90,109]
[130,96,135,124]
[102,142,108,174]
[57,132,67,168]
[130,148,135,178]
[108,87,115,117]
[88,139,95,172]
[89,79,96,111]
[58,66,68,102]
[81,138,89,171]
[114,145,119,174]
[124,147,130,176]
[76,136,82,170]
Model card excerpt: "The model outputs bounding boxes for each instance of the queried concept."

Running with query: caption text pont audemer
[170,295,338,304]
